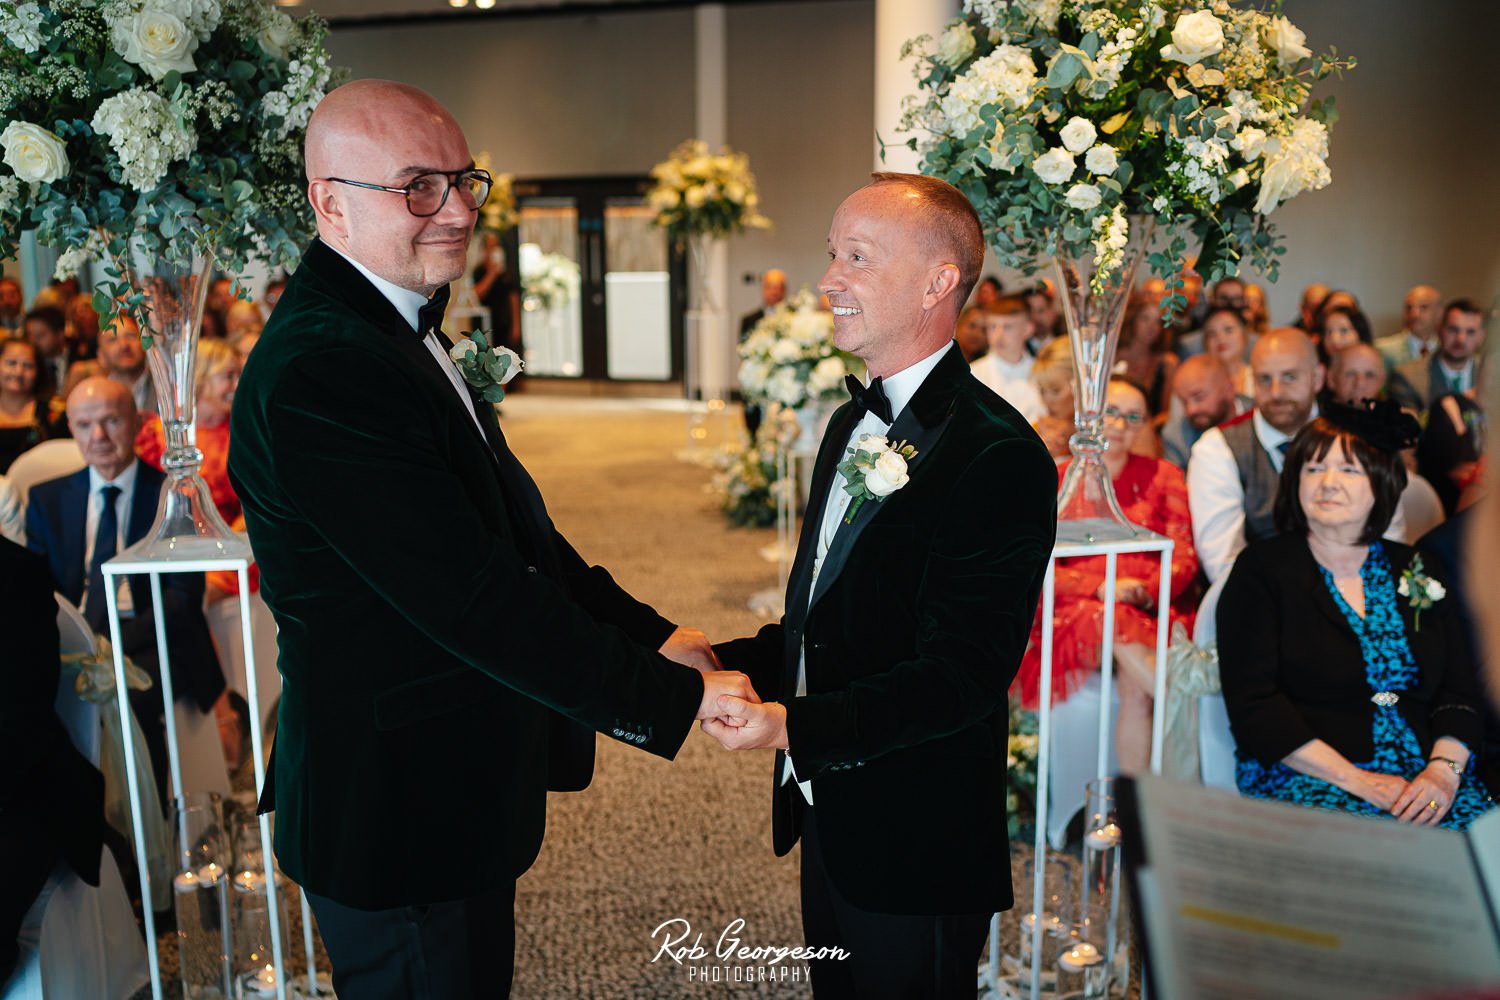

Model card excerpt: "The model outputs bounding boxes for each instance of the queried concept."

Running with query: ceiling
[280,0,772,26]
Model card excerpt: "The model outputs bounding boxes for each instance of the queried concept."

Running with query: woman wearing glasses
[1013,376,1200,774]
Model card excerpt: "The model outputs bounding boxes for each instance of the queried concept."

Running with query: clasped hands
[658,627,788,751]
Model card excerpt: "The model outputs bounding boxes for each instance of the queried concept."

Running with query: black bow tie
[416,284,451,340]
[845,373,893,424]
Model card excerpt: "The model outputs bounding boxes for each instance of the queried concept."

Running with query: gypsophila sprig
[0,0,345,333]
[738,288,859,411]
[647,138,771,243]
[900,0,1354,314]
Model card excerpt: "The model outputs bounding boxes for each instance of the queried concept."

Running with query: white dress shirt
[83,460,138,615]
[783,341,955,803]
[329,245,485,437]
[970,352,1044,423]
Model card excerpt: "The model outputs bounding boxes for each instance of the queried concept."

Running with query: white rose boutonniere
[449,330,524,403]
[837,433,917,524]
[1397,554,1446,631]
[0,121,70,184]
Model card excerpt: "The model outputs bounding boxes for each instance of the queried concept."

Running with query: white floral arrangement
[0,0,341,323]
[738,289,859,411]
[472,150,516,234]
[709,408,799,528]
[518,242,579,313]
[646,138,771,242]
[899,0,1353,308]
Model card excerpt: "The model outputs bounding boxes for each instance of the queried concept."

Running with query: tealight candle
[1084,822,1121,849]
[1058,941,1106,973]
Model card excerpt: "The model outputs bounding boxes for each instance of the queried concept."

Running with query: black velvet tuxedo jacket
[227,240,703,910]
[1218,534,1486,766]
[717,346,1057,916]
[24,462,224,713]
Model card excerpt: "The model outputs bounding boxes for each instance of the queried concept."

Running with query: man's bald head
[304,81,478,295]
[1173,353,1237,430]
[67,376,138,480]
[1251,327,1324,434]
[1328,342,1386,406]
[761,268,787,308]
[866,172,983,308]
[1252,327,1319,370]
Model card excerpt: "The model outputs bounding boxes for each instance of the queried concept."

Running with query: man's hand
[697,671,760,721]
[660,626,722,673]
[702,695,788,750]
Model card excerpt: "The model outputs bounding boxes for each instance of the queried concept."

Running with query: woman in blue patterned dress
[1218,400,1492,831]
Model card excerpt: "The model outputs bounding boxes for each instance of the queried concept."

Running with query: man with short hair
[25,377,226,802]
[1387,298,1486,414]
[0,277,22,336]
[1187,328,1324,583]
[970,294,1044,422]
[1160,354,1250,469]
[709,173,1057,996]
[23,306,68,393]
[1327,342,1387,406]
[739,267,788,340]
[1374,284,1442,370]
[228,80,752,997]
[94,315,155,414]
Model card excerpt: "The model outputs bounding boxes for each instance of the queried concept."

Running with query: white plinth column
[873,0,958,171]
[694,3,734,396]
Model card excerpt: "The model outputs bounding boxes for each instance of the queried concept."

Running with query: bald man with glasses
[228,80,756,997]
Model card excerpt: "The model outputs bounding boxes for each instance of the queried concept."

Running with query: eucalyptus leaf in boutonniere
[448,330,523,403]
[1396,554,1446,631]
[837,433,917,524]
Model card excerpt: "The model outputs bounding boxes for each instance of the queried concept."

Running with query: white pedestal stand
[102,551,321,1000]
[989,532,1173,1000]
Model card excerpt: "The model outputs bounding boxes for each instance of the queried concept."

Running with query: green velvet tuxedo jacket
[717,345,1056,916]
[228,240,703,909]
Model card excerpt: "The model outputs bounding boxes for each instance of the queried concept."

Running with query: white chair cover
[204,590,281,733]
[5,440,85,503]
[2,598,149,1000]
[1193,576,1239,790]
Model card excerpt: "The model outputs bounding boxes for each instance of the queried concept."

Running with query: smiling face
[1298,437,1375,540]
[306,82,480,296]
[0,339,37,397]
[1102,379,1148,455]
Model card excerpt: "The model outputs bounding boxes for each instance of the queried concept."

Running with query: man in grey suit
[1387,298,1485,414]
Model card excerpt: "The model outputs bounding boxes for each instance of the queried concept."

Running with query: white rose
[683,185,707,209]
[854,433,889,453]
[1031,147,1076,185]
[1397,577,1410,597]
[0,121,69,184]
[1160,10,1225,66]
[492,345,524,384]
[863,451,910,497]
[257,11,298,61]
[1232,126,1268,161]
[114,8,199,80]
[1263,15,1311,64]
[1064,183,1102,211]
[449,339,478,362]
[1059,117,1097,154]
[1084,143,1118,176]
[934,22,976,67]
[1427,579,1447,601]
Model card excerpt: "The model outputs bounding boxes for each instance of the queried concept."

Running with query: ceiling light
[448,0,468,7]
[475,0,495,7]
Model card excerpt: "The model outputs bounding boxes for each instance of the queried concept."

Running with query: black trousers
[800,806,990,999]
[305,882,515,1000]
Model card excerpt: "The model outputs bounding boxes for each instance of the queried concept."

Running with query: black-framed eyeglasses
[322,168,493,217]
[1103,406,1146,426]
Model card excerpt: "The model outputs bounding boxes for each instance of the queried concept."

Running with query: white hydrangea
[1254,117,1331,215]
[90,88,196,191]
[808,356,847,396]
[1167,133,1233,205]
[1226,88,1277,126]
[939,45,1038,136]
[962,0,1011,32]
[54,240,100,281]
[2,2,45,53]
[766,367,804,407]
[0,174,19,213]
[1015,0,1061,31]
[1231,126,1268,161]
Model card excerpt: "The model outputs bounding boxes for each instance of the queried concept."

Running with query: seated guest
[1315,304,1373,365]
[1031,338,1075,460]
[1188,329,1324,584]
[1388,298,1486,415]
[1312,288,1360,332]
[0,338,58,473]
[1326,343,1387,406]
[1418,392,1485,516]
[1243,282,1270,336]
[971,294,1044,422]
[1025,280,1063,353]
[1291,281,1330,332]
[0,277,21,336]
[1015,377,1199,773]
[224,298,265,341]
[64,295,99,363]
[1174,275,1244,358]
[1161,354,1250,470]
[1218,401,1493,830]
[955,304,988,363]
[23,306,70,395]
[137,339,242,527]
[0,474,21,543]
[25,378,227,803]
[1,536,107,980]
[1374,284,1442,371]
[1115,292,1178,415]
[738,268,786,340]
[971,274,1002,309]
[1201,306,1255,397]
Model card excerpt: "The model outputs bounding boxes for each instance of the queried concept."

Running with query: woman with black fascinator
[1217,399,1494,830]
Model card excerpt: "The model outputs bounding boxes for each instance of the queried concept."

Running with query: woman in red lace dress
[1014,376,1200,773]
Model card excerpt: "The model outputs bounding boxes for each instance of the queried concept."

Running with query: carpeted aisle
[499,397,809,998]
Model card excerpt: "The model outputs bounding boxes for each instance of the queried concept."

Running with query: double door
[507,176,686,385]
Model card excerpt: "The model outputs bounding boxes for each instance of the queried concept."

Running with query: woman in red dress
[1014,376,1200,773]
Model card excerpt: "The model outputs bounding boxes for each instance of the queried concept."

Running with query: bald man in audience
[1292,281,1330,332]
[1160,354,1250,469]
[740,267,788,340]
[1375,284,1442,371]
[1187,329,1325,583]
[1327,343,1388,406]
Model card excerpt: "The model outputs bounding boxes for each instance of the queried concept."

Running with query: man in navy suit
[25,377,225,804]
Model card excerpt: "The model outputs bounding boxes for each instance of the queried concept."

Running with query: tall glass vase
[119,249,249,562]
[1052,218,1156,544]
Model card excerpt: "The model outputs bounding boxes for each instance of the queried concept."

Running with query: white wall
[326,0,1496,339]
